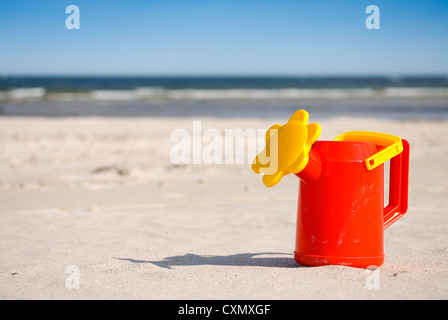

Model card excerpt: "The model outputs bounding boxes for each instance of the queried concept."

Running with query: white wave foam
[0,87,46,101]
[83,88,379,101]
[1,87,448,102]
[165,88,377,100]
[383,87,448,98]
[90,90,140,101]
[163,87,448,100]
[88,87,166,101]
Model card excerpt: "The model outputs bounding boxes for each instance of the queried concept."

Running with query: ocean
[1,76,447,119]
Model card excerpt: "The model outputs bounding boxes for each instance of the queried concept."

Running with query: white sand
[0,115,447,299]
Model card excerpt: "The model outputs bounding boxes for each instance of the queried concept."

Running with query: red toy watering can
[252,110,410,268]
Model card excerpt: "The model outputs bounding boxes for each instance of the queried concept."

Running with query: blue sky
[0,0,447,75]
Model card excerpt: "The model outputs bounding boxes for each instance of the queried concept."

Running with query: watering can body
[252,110,410,268]
[295,139,409,268]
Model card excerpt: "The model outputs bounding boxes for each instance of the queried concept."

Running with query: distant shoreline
[1,76,447,119]
[1,99,447,120]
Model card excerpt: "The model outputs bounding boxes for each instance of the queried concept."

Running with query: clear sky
[0,0,447,76]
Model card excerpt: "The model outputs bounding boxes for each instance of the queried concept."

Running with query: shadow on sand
[114,252,301,269]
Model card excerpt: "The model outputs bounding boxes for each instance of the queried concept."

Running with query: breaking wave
[1,87,448,102]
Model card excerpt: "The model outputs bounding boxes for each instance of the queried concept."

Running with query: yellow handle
[333,131,403,170]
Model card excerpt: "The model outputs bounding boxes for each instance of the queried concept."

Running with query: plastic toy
[252,110,410,268]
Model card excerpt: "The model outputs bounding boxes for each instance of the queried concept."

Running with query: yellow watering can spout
[251,109,321,187]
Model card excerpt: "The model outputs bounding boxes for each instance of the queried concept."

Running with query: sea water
[0,76,447,119]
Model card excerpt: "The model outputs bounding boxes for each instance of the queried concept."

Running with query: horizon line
[2,73,448,78]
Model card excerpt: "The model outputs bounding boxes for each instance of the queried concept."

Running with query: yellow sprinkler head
[251,109,321,187]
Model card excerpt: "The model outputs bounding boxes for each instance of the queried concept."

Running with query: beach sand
[0,115,447,299]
